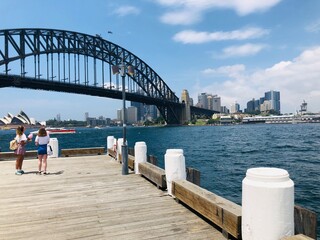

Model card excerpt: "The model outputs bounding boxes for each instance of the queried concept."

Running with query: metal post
[121,63,128,175]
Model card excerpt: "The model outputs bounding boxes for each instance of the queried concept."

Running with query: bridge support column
[181,103,191,124]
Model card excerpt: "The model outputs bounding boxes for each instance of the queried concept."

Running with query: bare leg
[16,155,23,170]
[19,155,24,170]
[15,157,20,170]
[38,155,43,172]
[42,154,48,173]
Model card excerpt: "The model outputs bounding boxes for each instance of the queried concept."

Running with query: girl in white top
[35,128,50,175]
[14,126,28,175]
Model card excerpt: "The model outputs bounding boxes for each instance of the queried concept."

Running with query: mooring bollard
[242,167,294,240]
[48,138,59,158]
[117,138,123,161]
[107,136,114,150]
[134,141,147,174]
[164,149,186,196]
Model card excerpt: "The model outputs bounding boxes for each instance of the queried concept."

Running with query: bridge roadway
[0,155,225,240]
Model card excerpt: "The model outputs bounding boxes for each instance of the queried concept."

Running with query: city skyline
[1,0,320,121]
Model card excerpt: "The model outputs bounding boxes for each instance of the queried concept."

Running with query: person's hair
[38,128,47,137]
[16,125,25,136]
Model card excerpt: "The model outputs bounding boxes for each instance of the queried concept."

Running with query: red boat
[31,128,76,135]
[46,128,76,134]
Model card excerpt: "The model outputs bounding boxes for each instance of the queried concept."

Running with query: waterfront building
[86,115,111,127]
[264,90,280,114]
[220,115,233,124]
[127,106,138,124]
[260,100,272,113]
[131,102,158,122]
[246,99,259,113]
[300,100,307,114]
[245,90,280,114]
[56,113,61,122]
[220,106,230,114]
[0,111,37,126]
[211,95,221,112]
[131,102,144,121]
[197,93,208,109]
[197,93,221,111]
[230,102,240,114]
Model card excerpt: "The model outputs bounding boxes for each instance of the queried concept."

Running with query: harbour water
[1,123,319,237]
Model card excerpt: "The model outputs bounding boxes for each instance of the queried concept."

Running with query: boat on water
[31,128,76,135]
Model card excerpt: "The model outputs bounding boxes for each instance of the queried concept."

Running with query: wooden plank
[139,162,167,189]
[147,155,158,166]
[107,148,117,159]
[128,154,135,170]
[0,155,226,240]
[186,167,200,186]
[61,147,105,157]
[281,234,314,240]
[172,179,242,239]
[294,205,317,239]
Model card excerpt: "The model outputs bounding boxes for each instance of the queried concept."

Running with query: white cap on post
[242,167,294,240]
[107,136,114,150]
[164,149,186,196]
[134,141,147,174]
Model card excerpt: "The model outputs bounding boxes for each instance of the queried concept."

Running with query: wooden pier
[0,155,227,240]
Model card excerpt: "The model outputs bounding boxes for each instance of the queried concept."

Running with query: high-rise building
[131,102,158,121]
[220,106,229,114]
[211,95,221,112]
[197,93,220,111]
[56,113,61,122]
[245,90,280,114]
[264,90,280,114]
[230,103,240,113]
[127,106,138,124]
[117,109,123,121]
[197,93,208,109]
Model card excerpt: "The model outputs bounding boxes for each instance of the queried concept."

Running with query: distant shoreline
[0,124,39,130]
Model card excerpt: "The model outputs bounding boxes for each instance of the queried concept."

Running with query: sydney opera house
[0,111,39,127]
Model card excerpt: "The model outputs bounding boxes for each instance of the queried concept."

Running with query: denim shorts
[38,144,47,155]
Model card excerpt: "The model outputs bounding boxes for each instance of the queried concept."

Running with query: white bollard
[134,141,147,174]
[117,138,123,161]
[242,167,294,240]
[164,149,186,196]
[48,138,59,158]
[107,136,114,150]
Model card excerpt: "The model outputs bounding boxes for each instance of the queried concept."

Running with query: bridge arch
[0,28,182,124]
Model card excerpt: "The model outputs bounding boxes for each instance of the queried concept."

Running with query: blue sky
[1,0,320,121]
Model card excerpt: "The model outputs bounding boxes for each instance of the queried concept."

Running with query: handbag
[47,145,53,155]
[9,139,18,150]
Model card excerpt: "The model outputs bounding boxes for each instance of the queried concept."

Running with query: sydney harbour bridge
[0,28,218,124]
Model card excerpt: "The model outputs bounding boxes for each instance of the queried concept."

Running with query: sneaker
[20,170,25,174]
[43,172,47,175]
[15,170,22,175]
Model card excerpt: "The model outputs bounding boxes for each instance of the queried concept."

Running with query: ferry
[31,128,76,135]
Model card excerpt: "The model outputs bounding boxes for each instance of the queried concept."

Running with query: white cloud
[194,46,320,113]
[114,5,140,17]
[202,64,246,78]
[220,43,267,58]
[161,9,201,25]
[156,0,283,25]
[173,27,269,44]
[306,19,320,33]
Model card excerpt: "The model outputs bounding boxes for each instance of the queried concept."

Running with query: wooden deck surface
[0,155,225,240]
